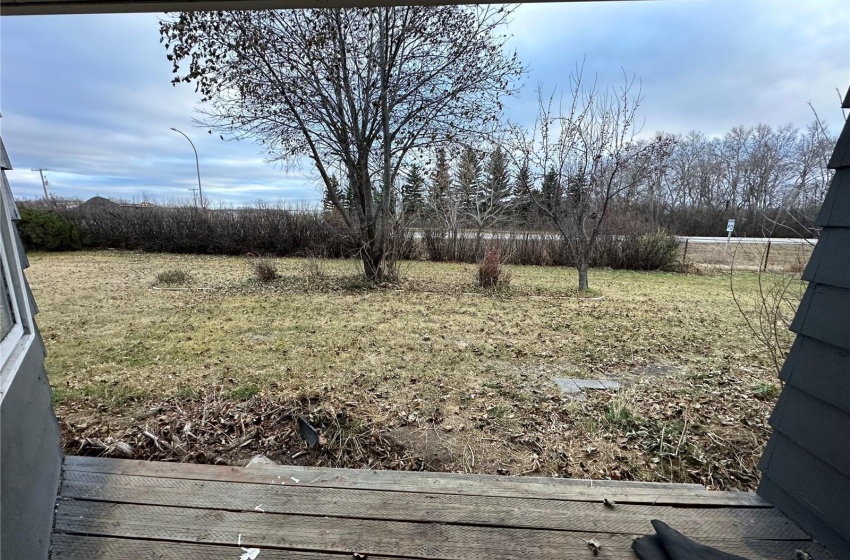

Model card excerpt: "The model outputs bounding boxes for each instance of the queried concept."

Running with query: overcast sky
[1,0,848,206]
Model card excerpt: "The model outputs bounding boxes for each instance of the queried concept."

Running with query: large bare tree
[511,67,673,291]
[161,7,521,282]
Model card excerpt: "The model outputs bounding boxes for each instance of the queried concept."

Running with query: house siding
[0,133,61,560]
[757,85,850,559]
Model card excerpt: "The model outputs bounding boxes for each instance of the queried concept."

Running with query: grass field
[28,251,797,490]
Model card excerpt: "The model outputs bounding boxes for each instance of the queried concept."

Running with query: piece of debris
[795,551,812,560]
[246,455,278,468]
[603,498,616,509]
[353,553,367,559]
[586,539,601,556]
[240,548,260,560]
[254,504,265,513]
[290,477,300,484]
[297,416,320,449]
[113,441,134,458]
[291,450,308,460]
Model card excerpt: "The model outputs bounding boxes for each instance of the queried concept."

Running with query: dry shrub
[154,269,191,286]
[478,246,511,291]
[253,258,278,283]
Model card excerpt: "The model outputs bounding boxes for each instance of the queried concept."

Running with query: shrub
[253,258,278,283]
[478,246,511,291]
[16,206,87,251]
[595,230,680,271]
[753,381,780,399]
[603,401,638,431]
[155,269,191,286]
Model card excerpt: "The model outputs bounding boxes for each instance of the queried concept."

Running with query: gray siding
[0,343,62,560]
[757,85,850,559]
[0,133,61,560]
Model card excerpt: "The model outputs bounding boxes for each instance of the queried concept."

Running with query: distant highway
[679,237,817,245]
[411,230,817,245]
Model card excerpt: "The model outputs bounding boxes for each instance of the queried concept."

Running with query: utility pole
[31,168,50,201]
[170,128,203,208]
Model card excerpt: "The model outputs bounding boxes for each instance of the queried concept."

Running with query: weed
[231,385,260,399]
[155,269,191,286]
[175,386,198,399]
[486,405,508,419]
[253,258,278,283]
[753,381,780,399]
[603,401,639,431]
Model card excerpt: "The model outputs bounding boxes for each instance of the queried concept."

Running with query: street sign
[727,219,736,233]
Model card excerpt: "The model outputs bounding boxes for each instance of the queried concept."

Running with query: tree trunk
[361,246,385,284]
[577,259,589,292]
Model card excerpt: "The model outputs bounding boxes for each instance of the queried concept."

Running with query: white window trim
[0,183,32,374]
[0,252,24,363]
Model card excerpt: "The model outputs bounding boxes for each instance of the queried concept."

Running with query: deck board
[60,470,805,539]
[52,456,833,560]
[63,455,767,506]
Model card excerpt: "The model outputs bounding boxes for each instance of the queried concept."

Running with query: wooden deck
[51,456,831,559]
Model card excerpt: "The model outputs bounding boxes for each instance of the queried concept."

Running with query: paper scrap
[240,548,260,560]
[290,477,300,483]
[254,504,265,513]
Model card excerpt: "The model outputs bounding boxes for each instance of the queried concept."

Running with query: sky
[1,1,848,206]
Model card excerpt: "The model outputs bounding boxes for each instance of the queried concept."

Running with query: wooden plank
[62,456,767,507]
[52,500,823,560]
[50,534,408,560]
[828,117,850,169]
[0,136,11,171]
[789,284,850,351]
[758,476,848,560]
[769,385,850,477]
[60,471,803,539]
[780,336,850,414]
[816,169,850,227]
[759,433,850,542]
[48,534,833,560]
[803,228,850,289]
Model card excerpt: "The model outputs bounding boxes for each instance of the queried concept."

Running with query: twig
[220,429,258,452]
[142,430,174,452]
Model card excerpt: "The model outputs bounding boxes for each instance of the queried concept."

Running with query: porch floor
[51,455,829,559]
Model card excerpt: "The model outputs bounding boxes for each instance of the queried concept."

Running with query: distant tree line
[375,120,834,239]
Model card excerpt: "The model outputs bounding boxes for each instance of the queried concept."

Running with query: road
[679,236,817,245]
[411,230,817,245]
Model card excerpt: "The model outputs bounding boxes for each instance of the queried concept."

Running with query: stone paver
[553,377,621,395]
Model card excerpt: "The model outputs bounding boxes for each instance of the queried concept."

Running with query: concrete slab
[572,379,608,390]
[600,380,622,390]
[553,378,581,393]
[553,378,621,394]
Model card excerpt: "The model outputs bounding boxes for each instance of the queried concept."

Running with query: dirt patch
[631,363,685,377]
[385,426,454,469]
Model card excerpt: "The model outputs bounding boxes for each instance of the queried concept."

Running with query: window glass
[0,263,14,342]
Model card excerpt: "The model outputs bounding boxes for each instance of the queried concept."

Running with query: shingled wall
[757,87,850,558]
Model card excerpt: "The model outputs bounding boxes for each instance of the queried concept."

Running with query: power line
[31,168,50,200]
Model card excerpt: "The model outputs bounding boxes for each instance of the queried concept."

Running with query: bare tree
[161,7,521,282]
[511,66,673,290]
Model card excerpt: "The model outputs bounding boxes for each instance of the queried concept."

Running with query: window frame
[0,183,31,373]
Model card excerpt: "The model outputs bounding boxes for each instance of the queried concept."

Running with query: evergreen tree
[513,163,534,219]
[402,164,426,217]
[541,167,560,211]
[456,146,482,211]
[322,175,340,214]
[430,148,452,205]
[484,146,512,207]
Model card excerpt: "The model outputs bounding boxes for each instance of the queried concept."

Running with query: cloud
[1,2,847,205]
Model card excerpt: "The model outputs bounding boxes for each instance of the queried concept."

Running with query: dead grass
[682,239,813,274]
[28,250,786,490]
